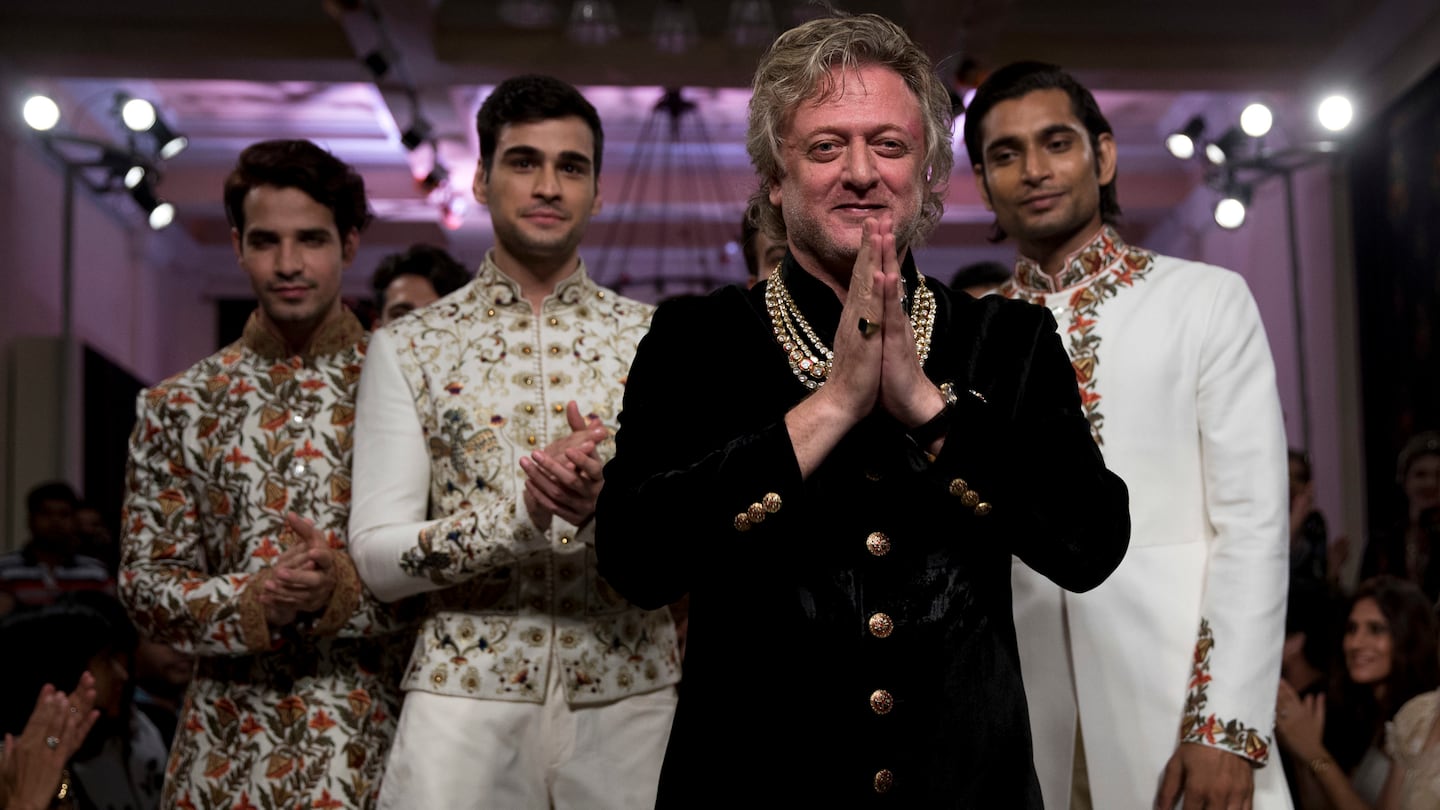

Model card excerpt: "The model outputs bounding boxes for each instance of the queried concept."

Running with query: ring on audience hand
[857,318,879,338]
[45,736,60,750]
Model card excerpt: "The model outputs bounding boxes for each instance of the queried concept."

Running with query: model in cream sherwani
[1004,226,1291,808]
[963,61,1291,809]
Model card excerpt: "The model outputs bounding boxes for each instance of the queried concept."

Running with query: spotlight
[1318,94,1354,132]
[23,94,61,131]
[151,119,188,160]
[1205,127,1245,166]
[120,97,157,132]
[130,180,175,231]
[1213,185,1251,230]
[1239,103,1273,138]
[440,193,467,230]
[124,165,147,190]
[1165,116,1205,160]
[401,118,432,151]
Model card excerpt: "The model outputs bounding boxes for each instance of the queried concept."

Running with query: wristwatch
[907,381,958,447]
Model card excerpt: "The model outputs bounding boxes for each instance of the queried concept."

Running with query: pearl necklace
[765,264,936,390]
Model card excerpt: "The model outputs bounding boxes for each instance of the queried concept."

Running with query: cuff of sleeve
[237,570,276,651]
[1179,722,1272,766]
[305,551,361,637]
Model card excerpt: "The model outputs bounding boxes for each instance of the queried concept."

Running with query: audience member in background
[0,595,166,810]
[369,243,471,327]
[0,483,113,617]
[1290,449,1330,590]
[1382,684,1440,809]
[1277,576,1439,808]
[1361,432,1440,604]
[73,502,117,577]
[949,260,1012,298]
[0,673,98,810]
[1279,582,1341,798]
[129,641,193,749]
[739,209,786,287]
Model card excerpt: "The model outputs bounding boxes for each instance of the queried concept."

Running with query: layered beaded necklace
[765,264,936,390]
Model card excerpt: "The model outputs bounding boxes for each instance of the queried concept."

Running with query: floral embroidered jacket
[349,254,680,705]
[121,310,411,810]
[1005,227,1292,809]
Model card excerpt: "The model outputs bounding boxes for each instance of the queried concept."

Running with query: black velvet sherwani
[596,255,1131,807]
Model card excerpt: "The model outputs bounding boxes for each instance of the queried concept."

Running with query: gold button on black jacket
[597,255,1131,807]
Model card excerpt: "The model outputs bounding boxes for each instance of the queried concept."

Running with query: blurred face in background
[1404,454,1440,515]
[1343,597,1393,688]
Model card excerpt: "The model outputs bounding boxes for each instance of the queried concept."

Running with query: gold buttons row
[948,478,992,517]
[733,492,783,532]
[866,531,891,557]
[869,688,893,715]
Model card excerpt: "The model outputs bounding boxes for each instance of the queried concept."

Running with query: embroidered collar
[473,250,596,309]
[241,308,363,361]
[1014,225,1134,294]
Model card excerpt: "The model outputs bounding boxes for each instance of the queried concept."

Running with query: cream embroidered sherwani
[349,253,678,723]
[121,310,409,810]
[1006,227,1292,809]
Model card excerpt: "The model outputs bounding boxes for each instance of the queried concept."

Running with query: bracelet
[1309,756,1335,774]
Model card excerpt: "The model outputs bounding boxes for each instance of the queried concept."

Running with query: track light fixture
[1165,116,1205,160]
[1239,103,1273,138]
[401,117,432,151]
[114,93,189,160]
[1204,126,1245,166]
[23,94,62,132]
[130,179,175,231]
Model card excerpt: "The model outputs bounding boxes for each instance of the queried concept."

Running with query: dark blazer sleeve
[926,295,1129,591]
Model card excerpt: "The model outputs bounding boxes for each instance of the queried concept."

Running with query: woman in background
[1277,576,1439,808]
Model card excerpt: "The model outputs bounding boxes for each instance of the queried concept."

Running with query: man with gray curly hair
[596,12,1130,807]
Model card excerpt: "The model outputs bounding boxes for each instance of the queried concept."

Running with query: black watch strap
[907,382,957,447]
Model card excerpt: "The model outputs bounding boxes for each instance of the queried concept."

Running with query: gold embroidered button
[948,478,969,497]
[974,502,992,517]
[521,346,533,354]
[486,308,496,317]
[559,535,572,545]
[873,769,894,794]
[762,492,782,513]
[548,317,559,326]
[549,375,561,384]
[734,514,752,532]
[866,532,891,557]
[550,346,561,354]
[596,290,605,299]
[430,669,446,686]
[553,403,565,413]
[518,320,529,329]
[524,404,535,414]
[747,503,766,523]
[868,613,893,638]
[527,435,537,445]
[960,490,979,508]
[869,689,894,715]
[523,376,534,386]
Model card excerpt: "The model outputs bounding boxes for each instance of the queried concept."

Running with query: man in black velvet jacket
[595,13,1131,807]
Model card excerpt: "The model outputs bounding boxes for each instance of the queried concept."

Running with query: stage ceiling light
[1214,185,1251,230]
[1240,103,1273,138]
[23,94,61,131]
[1205,127,1245,166]
[1165,116,1205,160]
[1318,95,1354,132]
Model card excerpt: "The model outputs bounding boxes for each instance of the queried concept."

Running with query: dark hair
[1325,576,1440,769]
[476,75,604,179]
[27,480,79,517]
[223,139,373,237]
[950,261,1013,292]
[962,61,1122,241]
[0,595,136,735]
[371,244,472,311]
[740,211,762,280]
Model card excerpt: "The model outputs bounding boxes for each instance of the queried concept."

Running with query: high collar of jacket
[241,308,363,361]
[1013,225,1129,295]
[472,250,596,309]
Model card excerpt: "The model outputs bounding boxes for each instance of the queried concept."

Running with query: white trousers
[377,667,677,810]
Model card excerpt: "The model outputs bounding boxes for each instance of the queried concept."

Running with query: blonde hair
[745,13,954,243]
